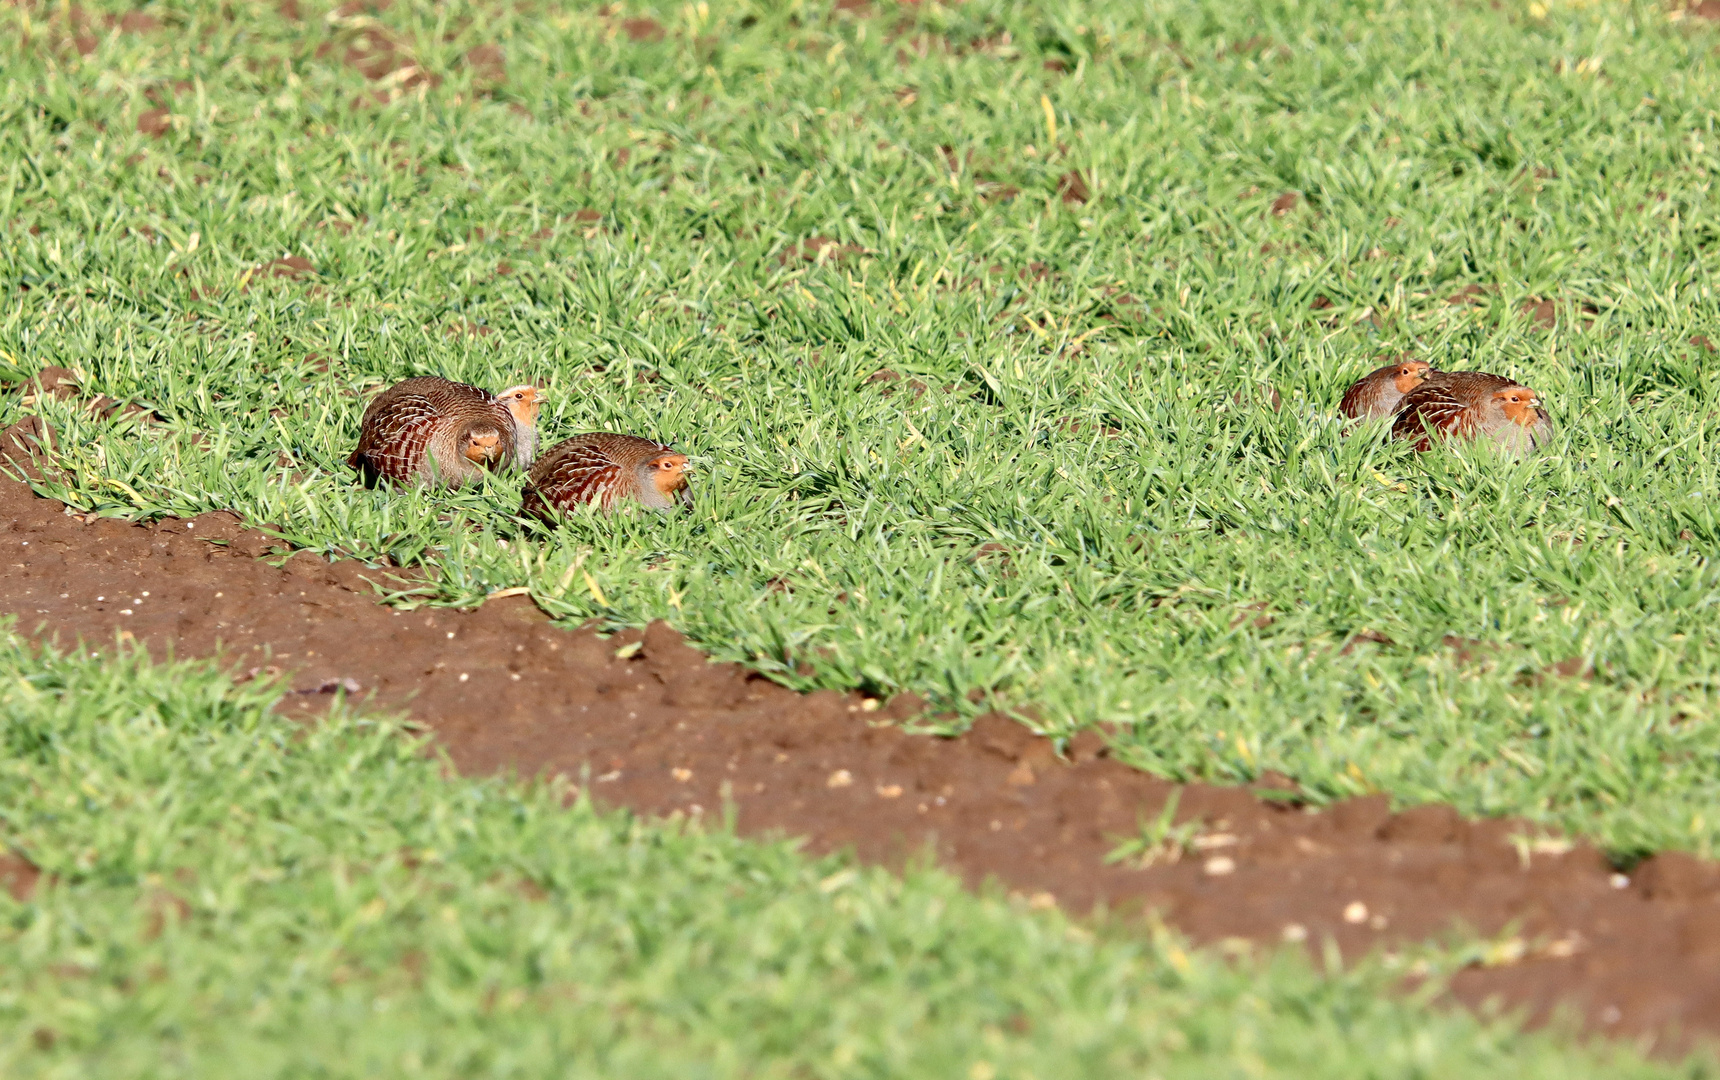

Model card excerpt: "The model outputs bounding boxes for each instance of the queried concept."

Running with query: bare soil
[2,467,1719,1054]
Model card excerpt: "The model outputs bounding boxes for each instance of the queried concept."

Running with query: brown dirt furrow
[1,472,1717,1053]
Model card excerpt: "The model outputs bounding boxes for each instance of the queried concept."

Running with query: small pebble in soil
[1343,901,1369,924]
[459,673,469,682]
[826,769,853,788]
[1282,923,1308,942]
[672,768,692,782]
[1610,873,1630,889]
[876,784,903,798]
[1204,856,1236,876]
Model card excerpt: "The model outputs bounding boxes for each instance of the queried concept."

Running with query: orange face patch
[464,430,503,463]
[1494,388,1542,427]
[499,387,544,425]
[649,453,689,495]
[1392,361,1431,395]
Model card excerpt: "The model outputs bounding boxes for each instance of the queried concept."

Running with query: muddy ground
[2,467,1718,1055]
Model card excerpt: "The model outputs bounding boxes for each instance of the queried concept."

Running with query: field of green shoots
[4,639,1696,1078]
[3,0,1720,1070]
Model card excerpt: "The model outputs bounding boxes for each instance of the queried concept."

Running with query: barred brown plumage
[1390,371,1552,457]
[1339,359,1435,421]
[347,377,544,487]
[521,433,692,519]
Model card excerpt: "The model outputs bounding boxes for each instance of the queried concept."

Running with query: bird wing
[526,439,627,513]
[1338,377,1379,420]
[354,392,443,482]
[1391,384,1472,451]
[1428,371,1515,402]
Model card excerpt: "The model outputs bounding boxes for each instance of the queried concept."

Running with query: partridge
[521,433,692,519]
[1339,359,1434,421]
[1390,371,1552,457]
[348,377,543,487]
[493,384,546,470]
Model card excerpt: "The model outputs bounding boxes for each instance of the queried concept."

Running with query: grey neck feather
[634,464,674,509]
[510,422,538,470]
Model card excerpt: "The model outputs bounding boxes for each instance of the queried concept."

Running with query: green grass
[2,633,1710,1079]
[5,0,1720,861]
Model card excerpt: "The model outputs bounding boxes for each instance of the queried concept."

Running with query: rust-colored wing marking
[523,439,626,516]
[522,433,674,517]
[1391,383,1470,451]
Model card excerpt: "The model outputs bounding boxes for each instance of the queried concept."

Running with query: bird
[1389,371,1552,457]
[493,384,546,470]
[1338,358,1435,421]
[520,433,692,519]
[347,377,543,487]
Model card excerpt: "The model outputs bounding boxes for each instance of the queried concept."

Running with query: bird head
[643,452,690,499]
[496,385,545,427]
[1392,360,1432,394]
[462,424,505,465]
[1492,386,1543,426]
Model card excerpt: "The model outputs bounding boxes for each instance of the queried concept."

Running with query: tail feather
[520,483,549,521]
[348,449,381,489]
